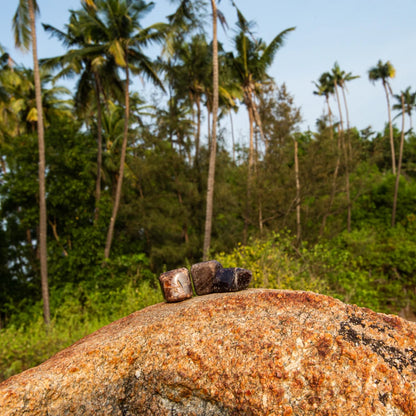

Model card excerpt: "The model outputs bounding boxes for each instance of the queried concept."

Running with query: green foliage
[217,231,329,293]
[3,0,416,387]
[0,279,162,382]
[217,227,416,314]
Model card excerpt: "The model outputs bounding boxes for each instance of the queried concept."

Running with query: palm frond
[259,27,295,70]
[13,0,31,51]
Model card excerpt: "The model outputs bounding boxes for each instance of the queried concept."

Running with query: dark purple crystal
[213,267,253,292]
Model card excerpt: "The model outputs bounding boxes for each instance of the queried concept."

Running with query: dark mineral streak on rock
[190,260,223,295]
[213,267,252,292]
[339,315,416,375]
[158,267,192,303]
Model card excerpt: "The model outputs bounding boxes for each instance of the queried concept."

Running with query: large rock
[1,289,416,415]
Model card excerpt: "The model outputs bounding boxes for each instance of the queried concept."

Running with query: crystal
[191,260,223,295]
[159,267,193,303]
[213,268,253,293]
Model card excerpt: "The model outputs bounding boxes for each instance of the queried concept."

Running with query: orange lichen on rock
[1,289,416,415]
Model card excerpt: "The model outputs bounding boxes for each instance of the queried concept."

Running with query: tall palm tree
[1,66,71,133]
[333,63,359,133]
[368,60,396,174]
[330,62,358,232]
[0,45,14,174]
[231,8,294,172]
[202,0,219,261]
[315,70,341,235]
[78,0,165,260]
[167,34,211,164]
[313,71,334,139]
[393,86,416,130]
[168,0,223,260]
[13,0,50,324]
[294,135,301,243]
[330,63,346,135]
[392,93,405,227]
[230,8,294,241]
[42,6,123,223]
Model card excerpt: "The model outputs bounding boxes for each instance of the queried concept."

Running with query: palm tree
[294,135,301,243]
[168,0,225,260]
[330,63,346,136]
[313,71,334,139]
[229,8,294,241]
[392,93,406,227]
[333,63,359,133]
[393,86,416,130]
[167,34,211,165]
[231,8,295,172]
[202,0,219,261]
[13,0,50,324]
[330,62,358,232]
[0,45,13,174]
[42,6,123,223]
[1,66,71,133]
[368,60,396,174]
[77,0,166,261]
[315,70,342,235]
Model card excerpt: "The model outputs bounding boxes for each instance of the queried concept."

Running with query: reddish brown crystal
[158,267,192,302]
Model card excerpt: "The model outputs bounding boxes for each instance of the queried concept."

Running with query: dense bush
[0,279,162,382]
[217,226,416,314]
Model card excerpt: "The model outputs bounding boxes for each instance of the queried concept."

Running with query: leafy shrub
[0,280,162,382]
[216,231,329,294]
[216,228,416,314]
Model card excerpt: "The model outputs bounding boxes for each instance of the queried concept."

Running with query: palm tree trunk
[230,111,235,163]
[343,140,351,232]
[341,86,351,232]
[243,104,255,244]
[294,138,301,243]
[29,0,50,325]
[334,82,344,133]
[334,83,351,232]
[251,95,265,149]
[104,62,130,260]
[326,96,334,141]
[202,0,218,261]
[246,97,255,173]
[383,81,396,175]
[392,94,405,227]
[341,87,352,157]
[321,85,343,235]
[94,72,103,223]
[194,95,202,167]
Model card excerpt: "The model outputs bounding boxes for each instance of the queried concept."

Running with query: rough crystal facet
[158,267,193,302]
[213,267,252,292]
[191,260,223,295]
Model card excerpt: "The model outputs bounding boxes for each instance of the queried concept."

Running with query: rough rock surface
[1,289,416,415]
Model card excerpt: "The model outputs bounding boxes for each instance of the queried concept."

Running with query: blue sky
[1,0,415,136]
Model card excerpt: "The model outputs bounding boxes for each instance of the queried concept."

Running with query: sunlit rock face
[1,289,416,415]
